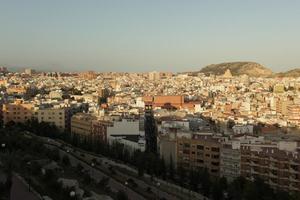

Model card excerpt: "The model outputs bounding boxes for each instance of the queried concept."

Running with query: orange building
[143,95,184,109]
[287,104,300,126]
[3,100,34,125]
[0,80,7,86]
[143,95,198,111]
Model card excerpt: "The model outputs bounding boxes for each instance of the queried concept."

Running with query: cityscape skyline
[1,0,300,72]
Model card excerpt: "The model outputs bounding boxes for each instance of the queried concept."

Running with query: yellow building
[6,85,29,96]
[37,108,66,131]
[3,100,34,125]
[273,83,285,93]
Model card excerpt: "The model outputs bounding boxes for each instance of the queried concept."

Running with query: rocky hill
[275,69,300,77]
[199,62,273,77]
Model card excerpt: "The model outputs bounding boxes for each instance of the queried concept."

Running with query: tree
[83,173,92,185]
[177,166,186,187]
[243,181,259,200]
[98,176,110,188]
[168,155,175,180]
[200,168,211,197]
[62,155,70,166]
[227,176,246,200]
[116,190,128,200]
[212,180,223,200]
[159,156,167,180]
[227,119,235,129]
[136,151,145,177]
[189,170,199,192]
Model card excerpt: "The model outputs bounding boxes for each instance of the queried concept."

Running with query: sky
[0,0,300,72]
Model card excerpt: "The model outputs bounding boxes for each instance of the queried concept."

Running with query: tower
[144,104,157,154]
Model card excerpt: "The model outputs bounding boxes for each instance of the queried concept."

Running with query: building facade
[176,135,221,176]
[241,141,300,193]
[37,108,66,131]
[3,100,34,125]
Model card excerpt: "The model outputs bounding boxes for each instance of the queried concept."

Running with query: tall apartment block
[241,141,300,193]
[176,135,221,176]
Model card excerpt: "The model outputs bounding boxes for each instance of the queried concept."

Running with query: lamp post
[27,161,31,192]
[124,181,128,194]
[156,182,160,200]
[91,162,95,182]
[1,143,6,153]
[70,191,76,199]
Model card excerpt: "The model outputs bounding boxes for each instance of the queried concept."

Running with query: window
[183,150,190,154]
[184,143,190,148]
[197,145,204,150]
[211,147,220,152]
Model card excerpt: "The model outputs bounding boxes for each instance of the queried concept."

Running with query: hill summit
[199,62,273,77]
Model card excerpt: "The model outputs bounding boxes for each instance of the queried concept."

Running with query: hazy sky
[0,0,300,72]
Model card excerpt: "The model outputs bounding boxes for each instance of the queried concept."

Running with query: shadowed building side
[144,103,157,154]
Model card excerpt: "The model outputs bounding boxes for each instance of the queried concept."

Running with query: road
[29,132,206,200]
[46,144,146,200]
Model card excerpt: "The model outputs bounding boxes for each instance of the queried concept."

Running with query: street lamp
[90,163,95,182]
[70,191,76,199]
[1,143,6,153]
[124,181,128,195]
[156,182,160,200]
[27,161,31,192]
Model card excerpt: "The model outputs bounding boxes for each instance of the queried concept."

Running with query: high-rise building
[80,71,97,80]
[24,68,34,75]
[148,71,160,81]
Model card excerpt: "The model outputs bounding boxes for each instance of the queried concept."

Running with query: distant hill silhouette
[275,68,300,77]
[198,62,273,77]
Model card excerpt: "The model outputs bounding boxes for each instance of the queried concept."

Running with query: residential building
[2,100,34,125]
[176,135,221,176]
[241,141,300,193]
[37,107,66,131]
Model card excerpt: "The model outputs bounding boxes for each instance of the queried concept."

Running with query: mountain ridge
[198,62,273,77]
